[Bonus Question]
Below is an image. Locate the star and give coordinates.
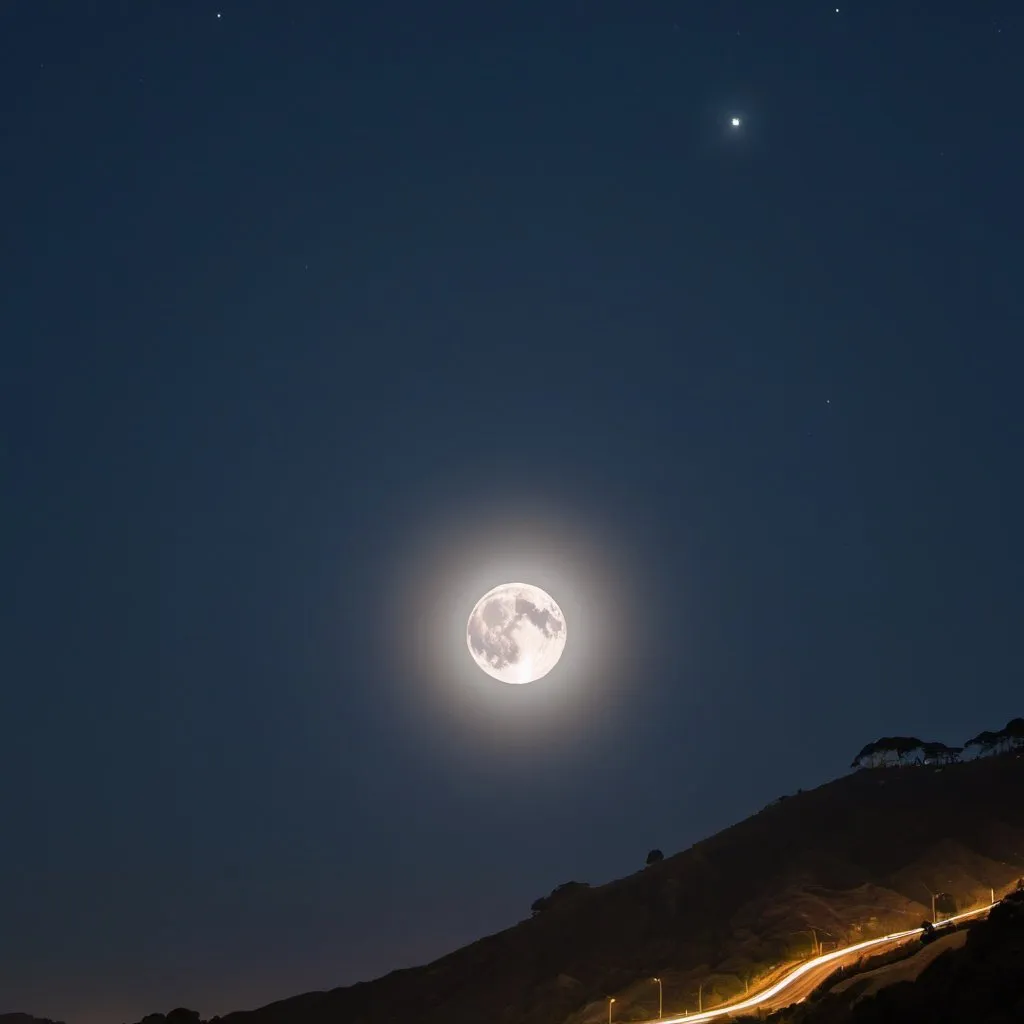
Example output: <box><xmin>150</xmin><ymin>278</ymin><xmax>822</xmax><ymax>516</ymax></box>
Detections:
<box><xmin>730</xmin><ymin>117</ymin><xmax>742</xmax><ymax>128</ymax></box>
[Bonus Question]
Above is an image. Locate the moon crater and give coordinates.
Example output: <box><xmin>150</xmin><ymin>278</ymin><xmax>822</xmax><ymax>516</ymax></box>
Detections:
<box><xmin>467</xmin><ymin>582</ymin><xmax>567</xmax><ymax>684</ymax></box>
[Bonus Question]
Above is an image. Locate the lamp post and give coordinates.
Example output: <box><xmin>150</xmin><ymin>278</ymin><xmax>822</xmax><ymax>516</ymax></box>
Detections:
<box><xmin>608</xmin><ymin>997</ymin><xmax>615</xmax><ymax>1024</ymax></box>
<box><xmin>652</xmin><ymin>977</ymin><xmax>663</xmax><ymax>1019</ymax></box>
<box><xmin>698</xmin><ymin>983</ymin><xmax>703</xmax><ymax>1014</ymax></box>
<box><xmin>921</xmin><ymin>882</ymin><xmax>937</xmax><ymax>923</ymax></box>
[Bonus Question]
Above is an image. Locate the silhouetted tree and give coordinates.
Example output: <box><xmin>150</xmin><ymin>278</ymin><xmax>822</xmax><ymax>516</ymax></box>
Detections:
<box><xmin>132</xmin><ymin>1012</ymin><xmax>200</xmax><ymax>1024</ymax></box>
<box><xmin>1003</xmin><ymin>717</ymin><xmax>1024</xmax><ymax>749</ymax></box>
<box><xmin>530</xmin><ymin>880</ymin><xmax>590</xmax><ymax>916</ymax></box>
<box><xmin>166</xmin><ymin>1012</ymin><xmax>200</xmax><ymax>1024</ymax></box>
<box><xmin>965</xmin><ymin>729</ymin><xmax>1001</xmax><ymax>757</ymax></box>
<box><xmin>851</xmin><ymin>740</ymin><xmax>882</xmax><ymax>769</ymax></box>
<box><xmin>920</xmin><ymin>741</ymin><xmax>962</xmax><ymax>765</ymax></box>
<box><xmin>851</xmin><ymin>736</ymin><xmax>925</xmax><ymax>768</ymax></box>
<box><xmin>893</xmin><ymin>736</ymin><xmax>925</xmax><ymax>763</ymax></box>
<box><xmin>646</xmin><ymin>849</ymin><xmax>664</xmax><ymax>866</ymax></box>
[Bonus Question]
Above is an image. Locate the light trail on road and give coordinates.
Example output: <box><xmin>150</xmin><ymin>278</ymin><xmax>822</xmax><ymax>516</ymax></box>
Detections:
<box><xmin>647</xmin><ymin>901</ymin><xmax>997</xmax><ymax>1023</ymax></box>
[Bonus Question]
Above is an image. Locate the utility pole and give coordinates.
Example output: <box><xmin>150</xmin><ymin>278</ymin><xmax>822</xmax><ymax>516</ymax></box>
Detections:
<box><xmin>698</xmin><ymin>983</ymin><xmax>703</xmax><ymax>1014</ymax></box>
<box><xmin>608</xmin><ymin>997</ymin><xmax>615</xmax><ymax>1024</ymax></box>
<box><xmin>652</xmin><ymin>978</ymin><xmax>663</xmax><ymax>1019</ymax></box>
<box><xmin>922</xmin><ymin>882</ymin><xmax>937</xmax><ymax>924</ymax></box>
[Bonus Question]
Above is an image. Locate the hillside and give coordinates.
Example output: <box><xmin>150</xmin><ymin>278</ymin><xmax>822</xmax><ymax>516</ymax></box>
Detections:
<box><xmin>751</xmin><ymin>884</ymin><xmax>1024</xmax><ymax>1023</ymax></box>
<box><xmin>0</xmin><ymin>1016</ymin><xmax>66</xmax><ymax>1024</ymax></box>
<box><xmin>206</xmin><ymin>753</ymin><xmax>1024</xmax><ymax>1024</ymax></box>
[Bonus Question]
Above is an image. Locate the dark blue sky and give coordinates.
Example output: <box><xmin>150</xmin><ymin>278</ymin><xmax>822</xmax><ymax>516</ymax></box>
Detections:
<box><xmin>3</xmin><ymin>2</ymin><xmax>1022</xmax><ymax>1022</ymax></box>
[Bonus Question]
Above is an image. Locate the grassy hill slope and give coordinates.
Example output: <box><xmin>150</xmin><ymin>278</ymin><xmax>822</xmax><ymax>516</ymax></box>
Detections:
<box><xmin>755</xmin><ymin>885</ymin><xmax>1024</xmax><ymax>1024</ymax></box>
<box><xmin>214</xmin><ymin>753</ymin><xmax>1024</xmax><ymax>1024</ymax></box>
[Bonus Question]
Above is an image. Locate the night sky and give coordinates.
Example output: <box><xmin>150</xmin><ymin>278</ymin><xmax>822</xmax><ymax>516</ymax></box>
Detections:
<box><xmin>3</xmin><ymin>3</ymin><xmax>1022</xmax><ymax>1022</ymax></box>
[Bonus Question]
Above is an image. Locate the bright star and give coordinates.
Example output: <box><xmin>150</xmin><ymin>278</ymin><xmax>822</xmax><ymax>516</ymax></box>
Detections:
<box><xmin>730</xmin><ymin>117</ymin><xmax>741</xmax><ymax>128</ymax></box>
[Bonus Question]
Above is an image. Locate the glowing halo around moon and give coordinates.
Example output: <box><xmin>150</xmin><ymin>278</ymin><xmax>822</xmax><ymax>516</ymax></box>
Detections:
<box><xmin>466</xmin><ymin>582</ymin><xmax>567</xmax><ymax>684</ymax></box>
<box><xmin>376</xmin><ymin>484</ymin><xmax>650</xmax><ymax>754</ymax></box>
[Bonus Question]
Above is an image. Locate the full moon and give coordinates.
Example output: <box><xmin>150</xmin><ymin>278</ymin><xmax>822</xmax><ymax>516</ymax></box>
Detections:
<box><xmin>466</xmin><ymin>582</ymin><xmax>567</xmax><ymax>684</ymax></box>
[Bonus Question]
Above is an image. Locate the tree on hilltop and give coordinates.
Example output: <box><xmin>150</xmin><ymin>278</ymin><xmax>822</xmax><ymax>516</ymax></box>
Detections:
<box><xmin>893</xmin><ymin>736</ymin><xmax>926</xmax><ymax>763</ymax></box>
<box><xmin>851</xmin><ymin>736</ymin><xmax>925</xmax><ymax>768</ymax></box>
<box><xmin>1003</xmin><ymin>717</ymin><xmax>1024</xmax><ymax>748</ymax></box>
<box><xmin>964</xmin><ymin>717</ymin><xmax>1023</xmax><ymax>757</ymax></box>
<box><xmin>166</xmin><ymin>1012</ymin><xmax>200</xmax><ymax>1024</ymax></box>
<box><xmin>853</xmin><ymin>717</ymin><xmax>1019</xmax><ymax>772</ymax></box>
<box><xmin>851</xmin><ymin>740</ymin><xmax>881</xmax><ymax>769</ymax></box>
<box><xmin>920</xmin><ymin>741</ymin><xmax>962</xmax><ymax>765</ymax></box>
<box><xmin>965</xmin><ymin>730</ymin><xmax>1000</xmax><ymax>757</ymax></box>
<box><xmin>646</xmin><ymin>848</ymin><xmax>664</xmax><ymax>866</ymax></box>
<box><xmin>531</xmin><ymin>880</ymin><xmax>590</xmax><ymax>916</ymax></box>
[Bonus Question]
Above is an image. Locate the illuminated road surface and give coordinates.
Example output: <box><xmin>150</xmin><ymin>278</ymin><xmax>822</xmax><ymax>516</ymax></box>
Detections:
<box><xmin>649</xmin><ymin>902</ymin><xmax>997</xmax><ymax>1023</ymax></box>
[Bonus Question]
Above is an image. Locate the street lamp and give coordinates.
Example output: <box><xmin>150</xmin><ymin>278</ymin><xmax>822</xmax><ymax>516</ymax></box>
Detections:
<box><xmin>608</xmin><ymin>997</ymin><xmax>616</xmax><ymax>1024</ymax></box>
<box><xmin>923</xmin><ymin>885</ymin><xmax>937</xmax><ymax>923</ymax></box>
<box><xmin>652</xmin><ymin>977</ymin><xmax>663</xmax><ymax>1019</ymax></box>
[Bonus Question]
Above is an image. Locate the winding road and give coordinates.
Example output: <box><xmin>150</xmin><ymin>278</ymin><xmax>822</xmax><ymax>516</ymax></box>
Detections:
<box><xmin>650</xmin><ymin>901</ymin><xmax>997</xmax><ymax>1023</ymax></box>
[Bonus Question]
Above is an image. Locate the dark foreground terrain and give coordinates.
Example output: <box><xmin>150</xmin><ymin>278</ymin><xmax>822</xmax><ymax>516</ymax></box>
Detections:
<box><xmin>747</xmin><ymin>884</ymin><xmax>1024</xmax><ymax>1024</ymax></box>
<box><xmin>7</xmin><ymin>753</ymin><xmax>1023</xmax><ymax>1024</ymax></box>
<box><xmin>215</xmin><ymin>754</ymin><xmax>1024</xmax><ymax>1024</ymax></box>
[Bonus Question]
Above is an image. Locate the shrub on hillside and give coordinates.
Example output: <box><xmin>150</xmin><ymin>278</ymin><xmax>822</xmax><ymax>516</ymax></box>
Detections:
<box><xmin>530</xmin><ymin>880</ymin><xmax>591</xmax><ymax>916</ymax></box>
